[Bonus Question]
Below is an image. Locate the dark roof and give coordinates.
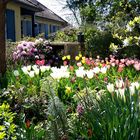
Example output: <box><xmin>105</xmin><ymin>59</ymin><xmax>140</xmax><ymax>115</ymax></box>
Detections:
<box><xmin>35</xmin><ymin>3</ymin><xmax>68</xmax><ymax>25</ymax></box>
<box><xmin>14</xmin><ymin>0</ymin><xmax>43</xmax><ymax>11</ymax></box>
<box><xmin>14</xmin><ymin>0</ymin><xmax>68</xmax><ymax>24</ymax></box>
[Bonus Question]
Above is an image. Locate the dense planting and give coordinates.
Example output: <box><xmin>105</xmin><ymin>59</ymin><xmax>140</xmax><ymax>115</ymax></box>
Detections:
<box><xmin>1</xmin><ymin>41</ymin><xmax>139</xmax><ymax>139</ymax></box>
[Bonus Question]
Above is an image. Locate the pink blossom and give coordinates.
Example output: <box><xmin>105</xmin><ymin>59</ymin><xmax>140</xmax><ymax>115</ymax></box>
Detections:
<box><xmin>77</xmin><ymin>62</ymin><xmax>82</xmax><ymax>67</ymax></box>
<box><xmin>115</xmin><ymin>60</ymin><xmax>119</xmax><ymax>65</ymax></box>
<box><xmin>134</xmin><ymin>63</ymin><xmax>140</xmax><ymax>71</ymax></box>
<box><xmin>120</xmin><ymin>59</ymin><xmax>125</xmax><ymax>63</ymax></box>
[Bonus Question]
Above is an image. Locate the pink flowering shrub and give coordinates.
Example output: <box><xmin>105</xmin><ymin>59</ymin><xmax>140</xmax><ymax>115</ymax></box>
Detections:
<box><xmin>13</xmin><ymin>41</ymin><xmax>36</xmax><ymax>61</ymax></box>
<box><xmin>12</xmin><ymin>39</ymin><xmax>59</xmax><ymax>65</ymax></box>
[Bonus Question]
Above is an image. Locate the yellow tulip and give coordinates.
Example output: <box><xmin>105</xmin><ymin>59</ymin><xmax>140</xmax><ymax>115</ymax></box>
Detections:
<box><xmin>81</xmin><ymin>59</ymin><xmax>85</xmax><ymax>64</ymax></box>
<box><xmin>79</xmin><ymin>53</ymin><xmax>82</xmax><ymax>58</ymax></box>
<box><xmin>75</xmin><ymin>56</ymin><xmax>80</xmax><ymax>61</ymax></box>
<box><xmin>67</xmin><ymin>55</ymin><xmax>71</xmax><ymax>60</ymax></box>
<box><xmin>62</xmin><ymin>56</ymin><xmax>66</xmax><ymax>61</ymax></box>
<box><xmin>82</xmin><ymin>57</ymin><xmax>85</xmax><ymax>60</ymax></box>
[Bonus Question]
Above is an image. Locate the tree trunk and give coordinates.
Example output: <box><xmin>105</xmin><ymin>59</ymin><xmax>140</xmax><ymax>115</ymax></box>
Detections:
<box><xmin>0</xmin><ymin>3</ymin><xmax>7</xmax><ymax>76</ymax></box>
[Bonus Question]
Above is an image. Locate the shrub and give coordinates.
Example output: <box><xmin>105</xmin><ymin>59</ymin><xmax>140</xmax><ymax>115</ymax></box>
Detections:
<box><xmin>0</xmin><ymin>103</ymin><xmax>16</xmax><ymax>140</ymax></box>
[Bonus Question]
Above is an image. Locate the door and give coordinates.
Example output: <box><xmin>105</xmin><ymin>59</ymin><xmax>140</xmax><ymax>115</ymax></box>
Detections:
<box><xmin>6</xmin><ymin>9</ymin><xmax>15</xmax><ymax>41</ymax></box>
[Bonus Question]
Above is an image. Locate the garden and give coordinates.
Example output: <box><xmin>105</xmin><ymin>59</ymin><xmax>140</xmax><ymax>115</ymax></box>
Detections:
<box><xmin>0</xmin><ymin>0</ymin><xmax>140</xmax><ymax>140</ymax></box>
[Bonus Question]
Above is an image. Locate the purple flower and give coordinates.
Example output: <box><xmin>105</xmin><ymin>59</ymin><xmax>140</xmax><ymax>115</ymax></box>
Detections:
<box><xmin>76</xmin><ymin>104</ymin><xmax>84</xmax><ymax>116</ymax></box>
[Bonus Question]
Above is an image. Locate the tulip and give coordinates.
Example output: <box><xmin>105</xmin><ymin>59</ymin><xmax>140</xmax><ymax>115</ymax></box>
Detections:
<box><xmin>28</xmin><ymin>71</ymin><xmax>35</xmax><ymax>78</ymax></box>
<box><xmin>107</xmin><ymin>83</ymin><xmax>114</xmax><ymax>93</ymax></box>
<box><xmin>86</xmin><ymin>70</ymin><xmax>94</xmax><ymax>79</ymax></box>
<box><xmin>13</xmin><ymin>70</ymin><xmax>19</xmax><ymax>77</ymax></box>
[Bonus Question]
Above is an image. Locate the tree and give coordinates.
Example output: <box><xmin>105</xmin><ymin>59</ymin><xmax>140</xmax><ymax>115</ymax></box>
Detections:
<box><xmin>0</xmin><ymin>0</ymin><xmax>11</xmax><ymax>76</ymax></box>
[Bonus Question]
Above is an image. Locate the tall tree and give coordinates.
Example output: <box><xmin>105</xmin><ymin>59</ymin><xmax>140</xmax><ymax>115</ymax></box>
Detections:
<box><xmin>0</xmin><ymin>0</ymin><xmax>11</xmax><ymax>76</ymax></box>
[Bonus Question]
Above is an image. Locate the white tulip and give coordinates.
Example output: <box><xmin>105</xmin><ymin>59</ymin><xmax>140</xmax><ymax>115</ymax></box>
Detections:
<box><xmin>131</xmin><ymin>82</ymin><xmax>139</xmax><ymax>89</ymax></box>
<box><xmin>28</xmin><ymin>71</ymin><xmax>35</xmax><ymax>78</ymax></box>
<box><xmin>34</xmin><ymin>68</ymin><xmax>40</xmax><ymax>75</ymax></box>
<box><xmin>32</xmin><ymin>65</ymin><xmax>38</xmax><ymax>71</ymax></box>
<box><xmin>21</xmin><ymin>66</ymin><xmax>28</xmax><ymax>74</ymax></box>
<box><xmin>13</xmin><ymin>70</ymin><xmax>19</xmax><ymax>77</ymax></box>
<box><xmin>76</xmin><ymin>68</ymin><xmax>86</xmax><ymax>78</ymax></box>
<box><xmin>40</xmin><ymin>66</ymin><xmax>47</xmax><ymax>73</ymax></box>
<box><xmin>107</xmin><ymin>83</ymin><xmax>114</xmax><ymax>93</ymax></box>
<box><xmin>129</xmin><ymin>85</ymin><xmax>135</xmax><ymax>96</ymax></box>
<box><xmin>86</xmin><ymin>70</ymin><xmax>94</xmax><ymax>79</ymax></box>
<box><xmin>100</xmin><ymin>67</ymin><xmax>107</xmax><ymax>74</ymax></box>
<box><xmin>115</xmin><ymin>79</ymin><xmax>124</xmax><ymax>88</ymax></box>
<box><xmin>27</xmin><ymin>65</ymin><xmax>31</xmax><ymax>71</ymax></box>
<box><xmin>93</xmin><ymin>67</ymin><xmax>100</xmax><ymax>74</ymax></box>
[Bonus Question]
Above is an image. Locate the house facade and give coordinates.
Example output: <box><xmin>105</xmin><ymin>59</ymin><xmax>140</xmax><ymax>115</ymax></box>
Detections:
<box><xmin>6</xmin><ymin>0</ymin><xmax>68</xmax><ymax>41</ymax></box>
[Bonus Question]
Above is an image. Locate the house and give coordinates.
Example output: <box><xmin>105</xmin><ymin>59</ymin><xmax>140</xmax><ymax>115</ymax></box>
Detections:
<box><xmin>6</xmin><ymin>0</ymin><xmax>68</xmax><ymax>41</ymax></box>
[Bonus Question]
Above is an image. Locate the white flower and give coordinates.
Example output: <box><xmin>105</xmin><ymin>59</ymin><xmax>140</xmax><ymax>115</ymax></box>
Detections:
<box><xmin>76</xmin><ymin>68</ymin><xmax>86</xmax><ymax>78</ymax></box>
<box><xmin>50</xmin><ymin>66</ymin><xmax>69</xmax><ymax>79</ymax></box>
<box><xmin>50</xmin><ymin>72</ymin><xmax>61</xmax><ymax>79</ymax></box>
<box><xmin>107</xmin><ymin>83</ymin><xmax>114</xmax><ymax>93</ymax></box>
<box><xmin>27</xmin><ymin>65</ymin><xmax>31</xmax><ymax>71</ymax></box>
<box><xmin>131</xmin><ymin>82</ymin><xmax>139</xmax><ymax>89</ymax></box>
<box><xmin>32</xmin><ymin>65</ymin><xmax>38</xmax><ymax>71</ymax></box>
<box><xmin>21</xmin><ymin>66</ymin><xmax>28</xmax><ymax>74</ymax></box>
<box><xmin>115</xmin><ymin>79</ymin><xmax>124</xmax><ymax>88</ymax></box>
<box><xmin>129</xmin><ymin>85</ymin><xmax>135</xmax><ymax>95</ymax></box>
<box><xmin>34</xmin><ymin>68</ymin><xmax>40</xmax><ymax>75</ymax></box>
<box><xmin>40</xmin><ymin>66</ymin><xmax>47</xmax><ymax>73</ymax></box>
<box><xmin>129</xmin><ymin>82</ymin><xmax>140</xmax><ymax>95</ymax></box>
<box><xmin>116</xmin><ymin>88</ymin><xmax>126</xmax><ymax>101</ymax></box>
<box><xmin>40</xmin><ymin>65</ymin><xmax>50</xmax><ymax>73</ymax></box>
<box><xmin>13</xmin><ymin>70</ymin><xmax>19</xmax><ymax>77</ymax></box>
<box><xmin>45</xmin><ymin>65</ymin><xmax>51</xmax><ymax>71</ymax></box>
<box><xmin>28</xmin><ymin>71</ymin><xmax>35</xmax><ymax>78</ymax></box>
<box><xmin>93</xmin><ymin>67</ymin><xmax>100</xmax><ymax>74</ymax></box>
<box><xmin>100</xmin><ymin>67</ymin><xmax>107</xmax><ymax>74</ymax></box>
<box><xmin>123</xmin><ymin>38</ymin><xmax>129</xmax><ymax>46</ymax></box>
<box><xmin>86</xmin><ymin>70</ymin><xmax>94</xmax><ymax>79</ymax></box>
<box><xmin>126</xmin><ymin>24</ymin><xmax>133</xmax><ymax>32</ymax></box>
<box><xmin>35</xmin><ymin>39</ymin><xmax>40</xmax><ymax>45</ymax></box>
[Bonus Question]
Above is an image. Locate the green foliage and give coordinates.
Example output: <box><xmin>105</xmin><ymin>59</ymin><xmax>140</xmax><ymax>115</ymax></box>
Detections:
<box><xmin>84</xmin><ymin>26</ymin><xmax>113</xmax><ymax>58</ymax></box>
<box><xmin>0</xmin><ymin>103</ymin><xmax>16</xmax><ymax>140</ymax></box>
<box><xmin>40</xmin><ymin>77</ymin><xmax>69</xmax><ymax>140</ymax></box>
<box><xmin>69</xmin><ymin>87</ymin><xmax>140</xmax><ymax>139</ymax></box>
<box><xmin>110</xmin><ymin>16</ymin><xmax>140</xmax><ymax>58</ymax></box>
<box><xmin>54</xmin><ymin>27</ymin><xmax>78</xmax><ymax>42</ymax></box>
<box><xmin>16</xmin><ymin>113</ymin><xmax>46</xmax><ymax>140</ymax></box>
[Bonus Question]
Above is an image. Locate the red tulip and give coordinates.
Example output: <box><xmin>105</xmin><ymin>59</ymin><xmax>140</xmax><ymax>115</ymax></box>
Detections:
<box><xmin>36</xmin><ymin>59</ymin><xmax>45</xmax><ymax>65</ymax></box>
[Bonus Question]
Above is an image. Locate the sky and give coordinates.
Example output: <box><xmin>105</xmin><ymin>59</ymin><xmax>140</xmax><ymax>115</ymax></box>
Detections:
<box><xmin>37</xmin><ymin>0</ymin><xmax>79</xmax><ymax>26</ymax></box>
<box><xmin>37</xmin><ymin>0</ymin><xmax>71</xmax><ymax>22</ymax></box>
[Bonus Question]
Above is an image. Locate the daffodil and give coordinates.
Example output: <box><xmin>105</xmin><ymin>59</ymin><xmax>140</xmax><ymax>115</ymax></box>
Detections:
<box><xmin>65</xmin><ymin>86</ymin><xmax>72</xmax><ymax>94</ymax></box>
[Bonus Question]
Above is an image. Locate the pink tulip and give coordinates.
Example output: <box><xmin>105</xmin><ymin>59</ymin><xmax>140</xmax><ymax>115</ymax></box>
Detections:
<box><xmin>77</xmin><ymin>62</ymin><xmax>82</xmax><ymax>67</ymax></box>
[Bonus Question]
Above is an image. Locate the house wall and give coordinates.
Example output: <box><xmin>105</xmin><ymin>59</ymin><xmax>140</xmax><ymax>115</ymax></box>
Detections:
<box><xmin>21</xmin><ymin>16</ymin><xmax>63</xmax><ymax>38</ymax></box>
<box><xmin>7</xmin><ymin>2</ymin><xmax>21</xmax><ymax>41</ymax></box>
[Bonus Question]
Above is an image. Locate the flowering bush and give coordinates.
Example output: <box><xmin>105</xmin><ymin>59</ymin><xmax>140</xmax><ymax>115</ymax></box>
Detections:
<box><xmin>12</xmin><ymin>38</ymin><xmax>62</xmax><ymax>66</ymax></box>
<box><xmin>110</xmin><ymin>16</ymin><xmax>140</xmax><ymax>58</ymax></box>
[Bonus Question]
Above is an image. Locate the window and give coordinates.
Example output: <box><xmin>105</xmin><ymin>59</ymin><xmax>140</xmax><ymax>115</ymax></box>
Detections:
<box><xmin>45</xmin><ymin>24</ymin><xmax>49</xmax><ymax>39</ymax></box>
<box><xmin>50</xmin><ymin>25</ymin><xmax>58</xmax><ymax>33</ymax></box>
<box><xmin>21</xmin><ymin>20</ymin><xmax>32</xmax><ymax>37</ymax></box>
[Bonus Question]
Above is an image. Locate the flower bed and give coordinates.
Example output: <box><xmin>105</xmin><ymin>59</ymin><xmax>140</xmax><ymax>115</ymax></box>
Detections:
<box><xmin>1</xmin><ymin>50</ymin><xmax>139</xmax><ymax>139</ymax></box>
